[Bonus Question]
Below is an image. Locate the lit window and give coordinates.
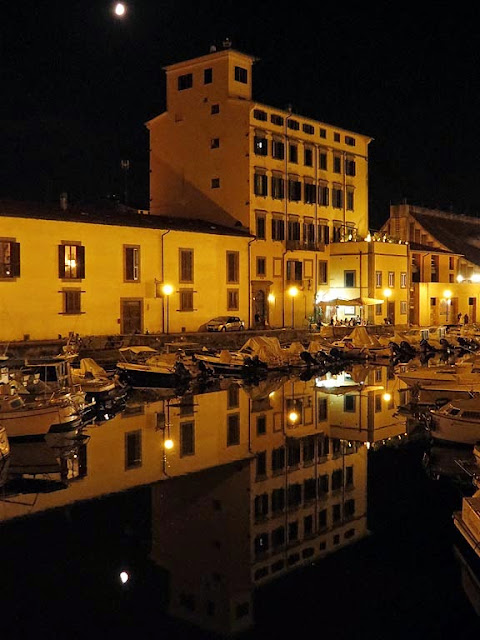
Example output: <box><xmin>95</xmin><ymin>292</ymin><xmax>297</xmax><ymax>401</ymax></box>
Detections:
<box><xmin>254</xmin><ymin>135</ymin><xmax>268</xmax><ymax>155</ymax></box>
<box><xmin>0</xmin><ymin>240</ymin><xmax>20</xmax><ymax>278</ymax></box>
<box><xmin>59</xmin><ymin>244</ymin><xmax>85</xmax><ymax>279</ymax></box>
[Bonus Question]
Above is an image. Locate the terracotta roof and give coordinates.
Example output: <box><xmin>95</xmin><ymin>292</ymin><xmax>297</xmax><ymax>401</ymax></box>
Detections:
<box><xmin>408</xmin><ymin>242</ymin><xmax>460</xmax><ymax>255</ymax></box>
<box><xmin>0</xmin><ymin>200</ymin><xmax>252</xmax><ymax>238</ymax></box>
<box><xmin>410</xmin><ymin>208</ymin><xmax>480</xmax><ymax>266</ymax></box>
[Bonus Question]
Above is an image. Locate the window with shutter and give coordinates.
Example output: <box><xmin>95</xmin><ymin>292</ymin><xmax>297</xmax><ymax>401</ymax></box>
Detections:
<box><xmin>226</xmin><ymin>252</ymin><xmax>239</xmax><ymax>283</ymax></box>
<box><xmin>59</xmin><ymin>244</ymin><xmax>85</xmax><ymax>279</ymax></box>
<box><xmin>179</xmin><ymin>249</ymin><xmax>194</xmax><ymax>283</ymax></box>
<box><xmin>124</xmin><ymin>246</ymin><xmax>140</xmax><ymax>281</ymax></box>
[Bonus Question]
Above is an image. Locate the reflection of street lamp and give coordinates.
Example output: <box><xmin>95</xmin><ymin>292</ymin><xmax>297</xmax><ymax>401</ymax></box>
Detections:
<box><xmin>288</xmin><ymin>286</ymin><xmax>298</xmax><ymax>328</ymax></box>
<box><xmin>288</xmin><ymin>410</ymin><xmax>299</xmax><ymax>424</ymax></box>
<box><xmin>162</xmin><ymin>284</ymin><xmax>174</xmax><ymax>334</ymax></box>
<box><xmin>444</xmin><ymin>289</ymin><xmax>452</xmax><ymax>323</ymax></box>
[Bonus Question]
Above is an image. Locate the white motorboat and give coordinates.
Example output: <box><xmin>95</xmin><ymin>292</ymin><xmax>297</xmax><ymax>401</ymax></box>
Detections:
<box><xmin>429</xmin><ymin>398</ymin><xmax>480</xmax><ymax>444</ymax></box>
<box><xmin>0</xmin><ymin>382</ymin><xmax>81</xmax><ymax>439</ymax></box>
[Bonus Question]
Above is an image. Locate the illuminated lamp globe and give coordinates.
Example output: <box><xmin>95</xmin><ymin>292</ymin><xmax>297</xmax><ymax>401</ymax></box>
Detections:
<box><xmin>383</xmin><ymin>288</ymin><xmax>392</xmax><ymax>299</ymax></box>
<box><xmin>288</xmin><ymin>286</ymin><xmax>299</xmax><ymax>298</ymax></box>
<box><xmin>164</xmin><ymin>438</ymin><xmax>174</xmax><ymax>450</ymax></box>
<box><xmin>114</xmin><ymin>3</ymin><xmax>126</xmax><ymax>16</ymax></box>
<box><xmin>288</xmin><ymin>411</ymin><xmax>299</xmax><ymax>423</ymax></box>
<box><xmin>162</xmin><ymin>284</ymin><xmax>174</xmax><ymax>296</ymax></box>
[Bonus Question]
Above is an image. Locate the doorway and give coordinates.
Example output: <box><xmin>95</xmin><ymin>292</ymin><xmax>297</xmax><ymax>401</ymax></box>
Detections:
<box><xmin>121</xmin><ymin>299</ymin><xmax>143</xmax><ymax>334</ymax></box>
<box><xmin>387</xmin><ymin>301</ymin><xmax>395</xmax><ymax>325</ymax></box>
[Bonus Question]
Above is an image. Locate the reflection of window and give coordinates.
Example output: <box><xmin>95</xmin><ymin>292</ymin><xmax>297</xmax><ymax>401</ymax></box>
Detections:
<box><xmin>256</xmin><ymin>415</ymin><xmax>267</xmax><ymax>435</ymax></box>
<box><xmin>318</xmin><ymin>398</ymin><xmax>328</xmax><ymax>421</ymax></box>
<box><xmin>0</xmin><ymin>240</ymin><xmax>20</xmax><ymax>278</ymax></box>
<box><xmin>59</xmin><ymin>244</ymin><xmax>85</xmax><ymax>279</ymax></box>
<box><xmin>375</xmin><ymin>271</ymin><xmax>382</xmax><ymax>288</ymax></box>
<box><xmin>180</xmin><ymin>421</ymin><xmax>195</xmax><ymax>457</ymax></box>
<box><xmin>227</xmin><ymin>413</ymin><xmax>240</xmax><ymax>446</ymax></box>
<box><xmin>388</xmin><ymin>271</ymin><xmax>395</xmax><ymax>287</ymax></box>
<box><xmin>227</xmin><ymin>384</ymin><xmax>239</xmax><ymax>409</ymax></box>
<box><xmin>344</xmin><ymin>394</ymin><xmax>356</xmax><ymax>412</ymax></box>
<box><xmin>124</xmin><ymin>246</ymin><xmax>140</xmax><ymax>281</ymax></box>
<box><xmin>125</xmin><ymin>430</ymin><xmax>142</xmax><ymax>469</ymax></box>
<box><xmin>286</xmin><ymin>260</ymin><xmax>302</xmax><ymax>282</ymax></box>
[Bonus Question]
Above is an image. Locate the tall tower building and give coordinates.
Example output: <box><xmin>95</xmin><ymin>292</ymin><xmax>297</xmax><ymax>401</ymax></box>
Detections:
<box><xmin>147</xmin><ymin>44</ymin><xmax>372</xmax><ymax>328</ymax></box>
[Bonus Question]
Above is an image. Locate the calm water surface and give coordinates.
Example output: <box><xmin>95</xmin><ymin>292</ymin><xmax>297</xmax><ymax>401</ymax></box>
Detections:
<box><xmin>1</xmin><ymin>362</ymin><xmax>479</xmax><ymax>638</ymax></box>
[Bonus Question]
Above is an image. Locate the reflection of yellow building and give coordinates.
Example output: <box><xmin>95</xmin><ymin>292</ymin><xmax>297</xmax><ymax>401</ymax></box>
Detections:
<box><xmin>0</xmin><ymin>375</ymin><xmax>376</xmax><ymax>636</ymax></box>
<box><xmin>381</xmin><ymin>203</ymin><xmax>480</xmax><ymax>325</ymax></box>
<box><xmin>0</xmin><ymin>203</ymin><xmax>250</xmax><ymax>340</ymax></box>
<box><xmin>147</xmin><ymin>44</ymin><xmax>381</xmax><ymax>328</ymax></box>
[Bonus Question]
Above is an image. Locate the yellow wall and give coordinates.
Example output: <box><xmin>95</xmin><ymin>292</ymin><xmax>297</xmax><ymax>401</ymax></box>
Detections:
<box><xmin>148</xmin><ymin>47</ymin><xmax>374</xmax><ymax>329</ymax></box>
<box><xmin>0</xmin><ymin>214</ymin><xmax>249</xmax><ymax>341</ymax></box>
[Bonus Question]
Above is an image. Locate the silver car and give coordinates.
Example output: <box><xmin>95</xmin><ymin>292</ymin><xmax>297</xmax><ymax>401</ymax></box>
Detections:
<box><xmin>206</xmin><ymin>316</ymin><xmax>245</xmax><ymax>332</ymax></box>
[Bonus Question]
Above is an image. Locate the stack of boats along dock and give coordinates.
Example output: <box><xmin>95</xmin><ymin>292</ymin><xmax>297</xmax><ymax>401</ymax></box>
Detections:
<box><xmin>0</xmin><ymin>346</ymin><xmax>128</xmax><ymax>443</ymax></box>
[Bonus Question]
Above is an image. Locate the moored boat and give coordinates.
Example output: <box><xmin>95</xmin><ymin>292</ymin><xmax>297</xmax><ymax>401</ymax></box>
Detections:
<box><xmin>0</xmin><ymin>424</ymin><xmax>10</xmax><ymax>458</ymax></box>
<box><xmin>429</xmin><ymin>398</ymin><xmax>480</xmax><ymax>444</ymax></box>
<box><xmin>116</xmin><ymin>346</ymin><xmax>192</xmax><ymax>388</ymax></box>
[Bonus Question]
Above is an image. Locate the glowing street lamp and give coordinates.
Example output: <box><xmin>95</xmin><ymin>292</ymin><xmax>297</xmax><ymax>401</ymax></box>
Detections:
<box><xmin>288</xmin><ymin>286</ymin><xmax>298</xmax><ymax>329</ymax></box>
<box><xmin>383</xmin><ymin>288</ymin><xmax>392</xmax><ymax>299</ymax></box>
<box><xmin>162</xmin><ymin>284</ymin><xmax>174</xmax><ymax>334</ymax></box>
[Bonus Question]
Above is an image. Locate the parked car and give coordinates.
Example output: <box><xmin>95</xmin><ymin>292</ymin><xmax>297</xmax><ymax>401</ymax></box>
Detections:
<box><xmin>206</xmin><ymin>316</ymin><xmax>245</xmax><ymax>332</ymax></box>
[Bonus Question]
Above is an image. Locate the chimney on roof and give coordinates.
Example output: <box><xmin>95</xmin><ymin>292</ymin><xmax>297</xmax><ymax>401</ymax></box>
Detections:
<box><xmin>209</xmin><ymin>44</ymin><xmax>217</xmax><ymax>52</ymax></box>
<box><xmin>222</xmin><ymin>37</ymin><xmax>232</xmax><ymax>49</ymax></box>
<box><xmin>60</xmin><ymin>192</ymin><xmax>68</xmax><ymax>211</ymax></box>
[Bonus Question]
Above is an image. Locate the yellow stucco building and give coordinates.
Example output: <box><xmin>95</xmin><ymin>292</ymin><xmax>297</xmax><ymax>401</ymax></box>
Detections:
<box><xmin>147</xmin><ymin>44</ymin><xmax>399</xmax><ymax>329</ymax></box>
<box><xmin>381</xmin><ymin>203</ymin><xmax>480</xmax><ymax>326</ymax></box>
<box><xmin>0</xmin><ymin>201</ymin><xmax>250</xmax><ymax>341</ymax></box>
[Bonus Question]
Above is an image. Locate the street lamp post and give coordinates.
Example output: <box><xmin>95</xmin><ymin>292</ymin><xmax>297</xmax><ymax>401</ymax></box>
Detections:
<box><xmin>162</xmin><ymin>284</ymin><xmax>173</xmax><ymax>334</ymax></box>
<box><xmin>288</xmin><ymin>286</ymin><xmax>298</xmax><ymax>329</ymax></box>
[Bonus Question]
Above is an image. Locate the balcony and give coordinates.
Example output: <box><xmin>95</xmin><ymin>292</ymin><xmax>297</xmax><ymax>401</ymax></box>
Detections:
<box><xmin>286</xmin><ymin>240</ymin><xmax>325</xmax><ymax>252</ymax></box>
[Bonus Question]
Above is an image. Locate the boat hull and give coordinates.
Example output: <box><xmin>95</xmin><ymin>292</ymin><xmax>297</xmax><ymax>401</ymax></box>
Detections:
<box><xmin>116</xmin><ymin>363</ymin><xmax>190</xmax><ymax>388</ymax></box>
<box><xmin>430</xmin><ymin>414</ymin><xmax>480</xmax><ymax>445</ymax></box>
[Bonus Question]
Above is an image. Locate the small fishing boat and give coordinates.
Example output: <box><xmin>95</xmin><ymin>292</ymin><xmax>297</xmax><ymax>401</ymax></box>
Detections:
<box><xmin>0</xmin><ymin>382</ymin><xmax>81</xmax><ymax>439</ymax></box>
<box><xmin>116</xmin><ymin>346</ymin><xmax>192</xmax><ymax>388</ymax></box>
<box><xmin>429</xmin><ymin>397</ymin><xmax>480</xmax><ymax>444</ymax></box>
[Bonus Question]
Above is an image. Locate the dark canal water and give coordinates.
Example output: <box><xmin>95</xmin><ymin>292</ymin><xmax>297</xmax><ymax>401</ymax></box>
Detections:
<box><xmin>1</xmin><ymin>364</ymin><xmax>479</xmax><ymax>638</ymax></box>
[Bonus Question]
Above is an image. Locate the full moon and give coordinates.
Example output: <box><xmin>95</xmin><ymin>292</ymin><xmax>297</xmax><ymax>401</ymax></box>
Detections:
<box><xmin>114</xmin><ymin>3</ymin><xmax>126</xmax><ymax>16</ymax></box>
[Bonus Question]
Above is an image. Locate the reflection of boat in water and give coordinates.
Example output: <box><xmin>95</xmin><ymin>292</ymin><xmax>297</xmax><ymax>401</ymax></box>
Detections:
<box><xmin>0</xmin><ymin>429</ymin><xmax>88</xmax><ymax>498</ymax></box>
<box><xmin>453</xmin><ymin>487</ymin><xmax>480</xmax><ymax>597</ymax></box>
<box><xmin>429</xmin><ymin>398</ymin><xmax>480</xmax><ymax>445</ymax></box>
<box><xmin>330</xmin><ymin>327</ymin><xmax>392</xmax><ymax>360</ymax></box>
<box><xmin>396</xmin><ymin>357</ymin><xmax>480</xmax><ymax>387</ymax></box>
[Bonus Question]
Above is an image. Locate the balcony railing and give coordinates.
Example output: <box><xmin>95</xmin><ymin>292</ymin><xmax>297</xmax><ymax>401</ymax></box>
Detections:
<box><xmin>286</xmin><ymin>240</ymin><xmax>325</xmax><ymax>252</ymax></box>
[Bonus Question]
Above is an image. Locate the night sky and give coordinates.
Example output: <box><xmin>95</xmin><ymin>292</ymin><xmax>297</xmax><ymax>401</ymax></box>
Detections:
<box><xmin>3</xmin><ymin>2</ymin><xmax>480</xmax><ymax>228</ymax></box>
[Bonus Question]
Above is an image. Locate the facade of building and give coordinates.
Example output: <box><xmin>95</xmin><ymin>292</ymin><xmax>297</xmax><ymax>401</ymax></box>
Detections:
<box><xmin>0</xmin><ymin>201</ymin><xmax>250</xmax><ymax>341</ymax></box>
<box><xmin>381</xmin><ymin>203</ymin><xmax>480</xmax><ymax>325</ymax></box>
<box><xmin>147</xmin><ymin>45</ymin><xmax>409</xmax><ymax>328</ymax></box>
